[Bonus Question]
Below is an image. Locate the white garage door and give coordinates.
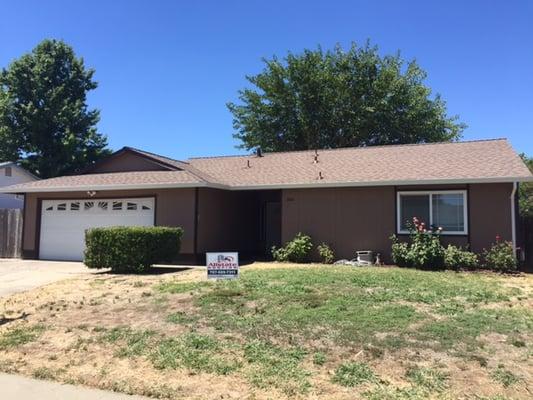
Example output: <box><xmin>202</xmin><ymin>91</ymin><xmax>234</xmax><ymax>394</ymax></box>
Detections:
<box><xmin>39</xmin><ymin>198</ymin><xmax>155</xmax><ymax>261</ymax></box>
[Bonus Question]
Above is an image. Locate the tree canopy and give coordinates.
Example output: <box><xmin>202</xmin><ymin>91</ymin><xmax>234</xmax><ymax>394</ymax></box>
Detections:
<box><xmin>0</xmin><ymin>39</ymin><xmax>110</xmax><ymax>178</ymax></box>
<box><xmin>228</xmin><ymin>43</ymin><xmax>466</xmax><ymax>152</ymax></box>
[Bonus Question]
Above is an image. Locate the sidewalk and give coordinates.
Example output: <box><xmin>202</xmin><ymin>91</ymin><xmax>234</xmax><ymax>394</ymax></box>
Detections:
<box><xmin>0</xmin><ymin>373</ymin><xmax>149</xmax><ymax>400</ymax></box>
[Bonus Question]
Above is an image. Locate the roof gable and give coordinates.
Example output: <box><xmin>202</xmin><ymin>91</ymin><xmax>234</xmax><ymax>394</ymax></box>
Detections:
<box><xmin>0</xmin><ymin>162</ymin><xmax>39</xmax><ymax>181</ymax></box>
<box><xmin>83</xmin><ymin>147</ymin><xmax>185</xmax><ymax>174</ymax></box>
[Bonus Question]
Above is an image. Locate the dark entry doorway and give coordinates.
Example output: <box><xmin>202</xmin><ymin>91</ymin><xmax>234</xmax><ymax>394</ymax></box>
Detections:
<box><xmin>263</xmin><ymin>201</ymin><xmax>281</xmax><ymax>254</ymax></box>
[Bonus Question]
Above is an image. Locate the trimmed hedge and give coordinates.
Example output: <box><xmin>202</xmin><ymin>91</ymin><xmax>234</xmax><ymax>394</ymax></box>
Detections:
<box><xmin>84</xmin><ymin>226</ymin><xmax>183</xmax><ymax>273</ymax></box>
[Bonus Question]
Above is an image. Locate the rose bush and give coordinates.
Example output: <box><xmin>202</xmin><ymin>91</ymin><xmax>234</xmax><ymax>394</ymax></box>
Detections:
<box><xmin>391</xmin><ymin>217</ymin><xmax>445</xmax><ymax>270</ymax></box>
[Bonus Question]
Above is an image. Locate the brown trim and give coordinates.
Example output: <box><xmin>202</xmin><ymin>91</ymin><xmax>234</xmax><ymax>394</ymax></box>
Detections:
<box><xmin>193</xmin><ymin>187</ymin><xmax>199</xmax><ymax>255</ymax></box>
<box><xmin>21</xmin><ymin>194</ymin><xmax>27</xmax><ymax>256</ymax></box>
<box><xmin>466</xmin><ymin>184</ymin><xmax>472</xmax><ymax>248</ymax></box>
<box><xmin>35</xmin><ymin>198</ymin><xmax>43</xmax><ymax>259</ymax></box>
<box><xmin>35</xmin><ymin>194</ymin><xmax>158</xmax><ymax>201</ymax></box>
<box><xmin>394</xmin><ymin>187</ymin><xmax>470</xmax><ymax>237</ymax></box>
<box><xmin>153</xmin><ymin>194</ymin><xmax>158</xmax><ymax>225</ymax></box>
<box><xmin>393</xmin><ymin>185</ymin><xmax>397</xmax><ymax>235</ymax></box>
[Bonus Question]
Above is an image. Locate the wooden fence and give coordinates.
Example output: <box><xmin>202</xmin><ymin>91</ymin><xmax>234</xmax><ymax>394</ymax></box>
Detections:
<box><xmin>0</xmin><ymin>209</ymin><xmax>23</xmax><ymax>258</ymax></box>
<box><xmin>520</xmin><ymin>216</ymin><xmax>533</xmax><ymax>272</ymax></box>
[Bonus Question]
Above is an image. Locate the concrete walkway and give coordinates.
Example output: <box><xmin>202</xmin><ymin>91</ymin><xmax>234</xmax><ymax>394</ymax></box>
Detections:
<box><xmin>0</xmin><ymin>373</ymin><xmax>149</xmax><ymax>399</ymax></box>
<box><xmin>0</xmin><ymin>259</ymin><xmax>96</xmax><ymax>298</ymax></box>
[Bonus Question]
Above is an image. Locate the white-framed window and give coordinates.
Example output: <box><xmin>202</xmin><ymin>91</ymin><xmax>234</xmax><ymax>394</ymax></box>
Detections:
<box><xmin>397</xmin><ymin>190</ymin><xmax>468</xmax><ymax>235</ymax></box>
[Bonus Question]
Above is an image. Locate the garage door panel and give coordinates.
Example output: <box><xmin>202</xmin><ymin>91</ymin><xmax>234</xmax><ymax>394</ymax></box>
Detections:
<box><xmin>39</xmin><ymin>198</ymin><xmax>155</xmax><ymax>261</ymax></box>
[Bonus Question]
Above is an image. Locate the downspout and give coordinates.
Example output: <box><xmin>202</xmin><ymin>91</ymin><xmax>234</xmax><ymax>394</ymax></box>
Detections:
<box><xmin>511</xmin><ymin>182</ymin><xmax>517</xmax><ymax>258</ymax></box>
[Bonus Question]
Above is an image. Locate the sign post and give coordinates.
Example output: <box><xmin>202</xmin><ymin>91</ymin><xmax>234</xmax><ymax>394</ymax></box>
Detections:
<box><xmin>206</xmin><ymin>252</ymin><xmax>239</xmax><ymax>279</ymax></box>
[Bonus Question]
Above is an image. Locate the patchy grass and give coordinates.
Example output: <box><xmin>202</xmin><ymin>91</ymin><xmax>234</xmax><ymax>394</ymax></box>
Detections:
<box><xmin>165</xmin><ymin>311</ymin><xmax>196</xmax><ymax>324</ymax></box>
<box><xmin>151</xmin><ymin>333</ymin><xmax>241</xmax><ymax>375</ymax></box>
<box><xmin>0</xmin><ymin>263</ymin><xmax>531</xmax><ymax>399</ymax></box>
<box><xmin>243</xmin><ymin>340</ymin><xmax>310</xmax><ymax>395</ymax></box>
<box><xmin>32</xmin><ymin>366</ymin><xmax>65</xmax><ymax>380</ymax></box>
<box><xmin>312</xmin><ymin>351</ymin><xmax>326</xmax><ymax>366</ymax></box>
<box><xmin>100</xmin><ymin>327</ymin><xmax>157</xmax><ymax>357</ymax></box>
<box><xmin>0</xmin><ymin>325</ymin><xmax>44</xmax><ymax>350</ymax></box>
<box><xmin>491</xmin><ymin>365</ymin><xmax>522</xmax><ymax>388</ymax></box>
<box><xmin>405</xmin><ymin>366</ymin><xmax>448</xmax><ymax>393</ymax></box>
<box><xmin>332</xmin><ymin>362</ymin><xmax>376</xmax><ymax>387</ymax></box>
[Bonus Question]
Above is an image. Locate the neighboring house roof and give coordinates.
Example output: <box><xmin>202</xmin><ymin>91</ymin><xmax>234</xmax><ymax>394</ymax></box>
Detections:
<box><xmin>2</xmin><ymin>139</ymin><xmax>532</xmax><ymax>193</ymax></box>
<box><xmin>0</xmin><ymin>162</ymin><xmax>40</xmax><ymax>181</ymax></box>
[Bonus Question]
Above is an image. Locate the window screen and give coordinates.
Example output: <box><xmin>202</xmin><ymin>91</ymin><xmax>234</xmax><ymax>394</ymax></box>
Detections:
<box><xmin>399</xmin><ymin>194</ymin><xmax>430</xmax><ymax>231</ymax></box>
<box><xmin>432</xmin><ymin>193</ymin><xmax>465</xmax><ymax>232</ymax></box>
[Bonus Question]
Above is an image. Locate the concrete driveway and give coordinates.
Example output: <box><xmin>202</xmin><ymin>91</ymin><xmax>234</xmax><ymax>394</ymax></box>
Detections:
<box><xmin>0</xmin><ymin>259</ymin><xmax>94</xmax><ymax>298</ymax></box>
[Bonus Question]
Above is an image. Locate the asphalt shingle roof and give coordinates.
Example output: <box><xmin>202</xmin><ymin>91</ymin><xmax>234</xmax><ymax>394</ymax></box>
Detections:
<box><xmin>2</xmin><ymin>170</ymin><xmax>203</xmax><ymax>192</ymax></box>
<box><xmin>2</xmin><ymin>139</ymin><xmax>532</xmax><ymax>193</ymax></box>
<box><xmin>187</xmin><ymin>139</ymin><xmax>532</xmax><ymax>187</ymax></box>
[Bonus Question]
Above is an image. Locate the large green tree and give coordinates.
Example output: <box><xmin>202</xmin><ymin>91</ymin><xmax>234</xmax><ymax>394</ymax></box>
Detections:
<box><xmin>228</xmin><ymin>43</ymin><xmax>465</xmax><ymax>151</ymax></box>
<box><xmin>519</xmin><ymin>154</ymin><xmax>533</xmax><ymax>217</ymax></box>
<box><xmin>0</xmin><ymin>39</ymin><xmax>110</xmax><ymax>178</ymax></box>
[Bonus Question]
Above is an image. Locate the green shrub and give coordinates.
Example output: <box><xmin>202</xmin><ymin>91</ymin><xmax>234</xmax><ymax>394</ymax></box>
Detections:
<box><xmin>483</xmin><ymin>238</ymin><xmax>517</xmax><ymax>273</ymax></box>
<box><xmin>391</xmin><ymin>239</ymin><xmax>410</xmax><ymax>267</ymax></box>
<box><xmin>272</xmin><ymin>233</ymin><xmax>313</xmax><ymax>263</ymax></box>
<box><xmin>390</xmin><ymin>218</ymin><xmax>444</xmax><ymax>270</ymax></box>
<box><xmin>444</xmin><ymin>245</ymin><xmax>479</xmax><ymax>270</ymax></box>
<box><xmin>317</xmin><ymin>243</ymin><xmax>335</xmax><ymax>264</ymax></box>
<box><xmin>84</xmin><ymin>226</ymin><xmax>183</xmax><ymax>273</ymax></box>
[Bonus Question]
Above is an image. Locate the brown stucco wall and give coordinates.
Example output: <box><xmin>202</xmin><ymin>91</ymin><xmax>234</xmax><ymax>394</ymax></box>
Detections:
<box><xmin>21</xmin><ymin>183</ymin><xmax>514</xmax><ymax>263</ymax></box>
<box><xmin>88</xmin><ymin>152</ymin><xmax>170</xmax><ymax>173</ymax></box>
<box><xmin>282</xmin><ymin>186</ymin><xmax>396</xmax><ymax>261</ymax></box>
<box><xmin>22</xmin><ymin>188</ymin><xmax>196</xmax><ymax>258</ymax></box>
<box><xmin>281</xmin><ymin>183</ymin><xmax>514</xmax><ymax>262</ymax></box>
<box><xmin>469</xmin><ymin>183</ymin><xmax>513</xmax><ymax>253</ymax></box>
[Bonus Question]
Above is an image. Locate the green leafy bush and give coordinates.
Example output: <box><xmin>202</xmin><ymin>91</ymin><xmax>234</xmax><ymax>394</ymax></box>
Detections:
<box><xmin>483</xmin><ymin>237</ymin><xmax>517</xmax><ymax>273</ymax></box>
<box><xmin>84</xmin><ymin>226</ymin><xmax>183</xmax><ymax>273</ymax></box>
<box><xmin>272</xmin><ymin>233</ymin><xmax>313</xmax><ymax>263</ymax></box>
<box><xmin>317</xmin><ymin>243</ymin><xmax>335</xmax><ymax>264</ymax></box>
<box><xmin>444</xmin><ymin>245</ymin><xmax>479</xmax><ymax>270</ymax></box>
<box><xmin>391</xmin><ymin>218</ymin><xmax>444</xmax><ymax>270</ymax></box>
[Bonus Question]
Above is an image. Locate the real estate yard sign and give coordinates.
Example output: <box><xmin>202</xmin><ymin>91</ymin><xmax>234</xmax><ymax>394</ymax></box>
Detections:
<box><xmin>206</xmin><ymin>252</ymin><xmax>239</xmax><ymax>279</ymax></box>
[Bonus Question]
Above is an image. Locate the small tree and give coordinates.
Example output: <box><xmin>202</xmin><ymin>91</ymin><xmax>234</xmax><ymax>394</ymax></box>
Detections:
<box><xmin>0</xmin><ymin>39</ymin><xmax>110</xmax><ymax>178</ymax></box>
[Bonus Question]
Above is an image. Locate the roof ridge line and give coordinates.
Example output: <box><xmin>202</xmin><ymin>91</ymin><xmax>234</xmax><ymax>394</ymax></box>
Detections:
<box><xmin>187</xmin><ymin>138</ymin><xmax>509</xmax><ymax>160</ymax></box>
<box><xmin>123</xmin><ymin>146</ymin><xmax>190</xmax><ymax>165</ymax></box>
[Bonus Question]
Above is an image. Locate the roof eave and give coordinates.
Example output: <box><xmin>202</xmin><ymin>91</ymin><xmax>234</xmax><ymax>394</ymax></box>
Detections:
<box><xmin>0</xmin><ymin>181</ymin><xmax>217</xmax><ymax>194</ymax></box>
<box><xmin>226</xmin><ymin>176</ymin><xmax>533</xmax><ymax>191</ymax></box>
<box><xmin>2</xmin><ymin>176</ymin><xmax>532</xmax><ymax>194</ymax></box>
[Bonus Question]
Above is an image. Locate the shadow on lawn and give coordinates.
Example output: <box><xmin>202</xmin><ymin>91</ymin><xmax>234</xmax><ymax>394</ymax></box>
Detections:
<box><xmin>91</xmin><ymin>258</ymin><xmax>258</xmax><ymax>276</ymax></box>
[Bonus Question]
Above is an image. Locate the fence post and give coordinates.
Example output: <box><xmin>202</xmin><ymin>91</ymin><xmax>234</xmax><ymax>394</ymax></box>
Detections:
<box><xmin>0</xmin><ymin>209</ymin><xmax>23</xmax><ymax>258</ymax></box>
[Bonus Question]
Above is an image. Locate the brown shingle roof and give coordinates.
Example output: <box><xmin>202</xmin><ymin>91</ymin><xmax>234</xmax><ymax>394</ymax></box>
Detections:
<box><xmin>2</xmin><ymin>139</ymin><xmax>532</xmax><ymax>193</ymax></box>
<box><xmin>188</xmin><ymin>139</ymin><xmax>533</xmax><ymax>188</ymax></box>
<box><xmin>2</xmin><ymin>170</ymin><xmax>204</xmax><ymax>192</ymax></box>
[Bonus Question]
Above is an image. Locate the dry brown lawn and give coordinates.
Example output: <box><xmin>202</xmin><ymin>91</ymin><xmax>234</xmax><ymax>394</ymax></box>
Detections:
<box><xmin>0</xmin><ymin>263</ymin><xmax>532</xmax><ymax>399</ymax></box>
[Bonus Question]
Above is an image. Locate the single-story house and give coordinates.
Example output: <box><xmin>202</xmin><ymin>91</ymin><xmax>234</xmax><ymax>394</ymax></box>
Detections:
<box><xmin>1</xmin><ymin>138</ymin><xmax>532</xmax><ymax>263</ymax></box>
<box><xmin>0</xmin><ymin>162</ymin><xmax>38</xmax><ymax>209</ymax></box>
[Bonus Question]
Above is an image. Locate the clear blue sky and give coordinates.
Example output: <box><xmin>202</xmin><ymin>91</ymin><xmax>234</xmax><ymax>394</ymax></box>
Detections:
<box><xmin>1</xmin><ymin>1</ymin><xmax>532</xmax><ymax>159</ymax></box>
